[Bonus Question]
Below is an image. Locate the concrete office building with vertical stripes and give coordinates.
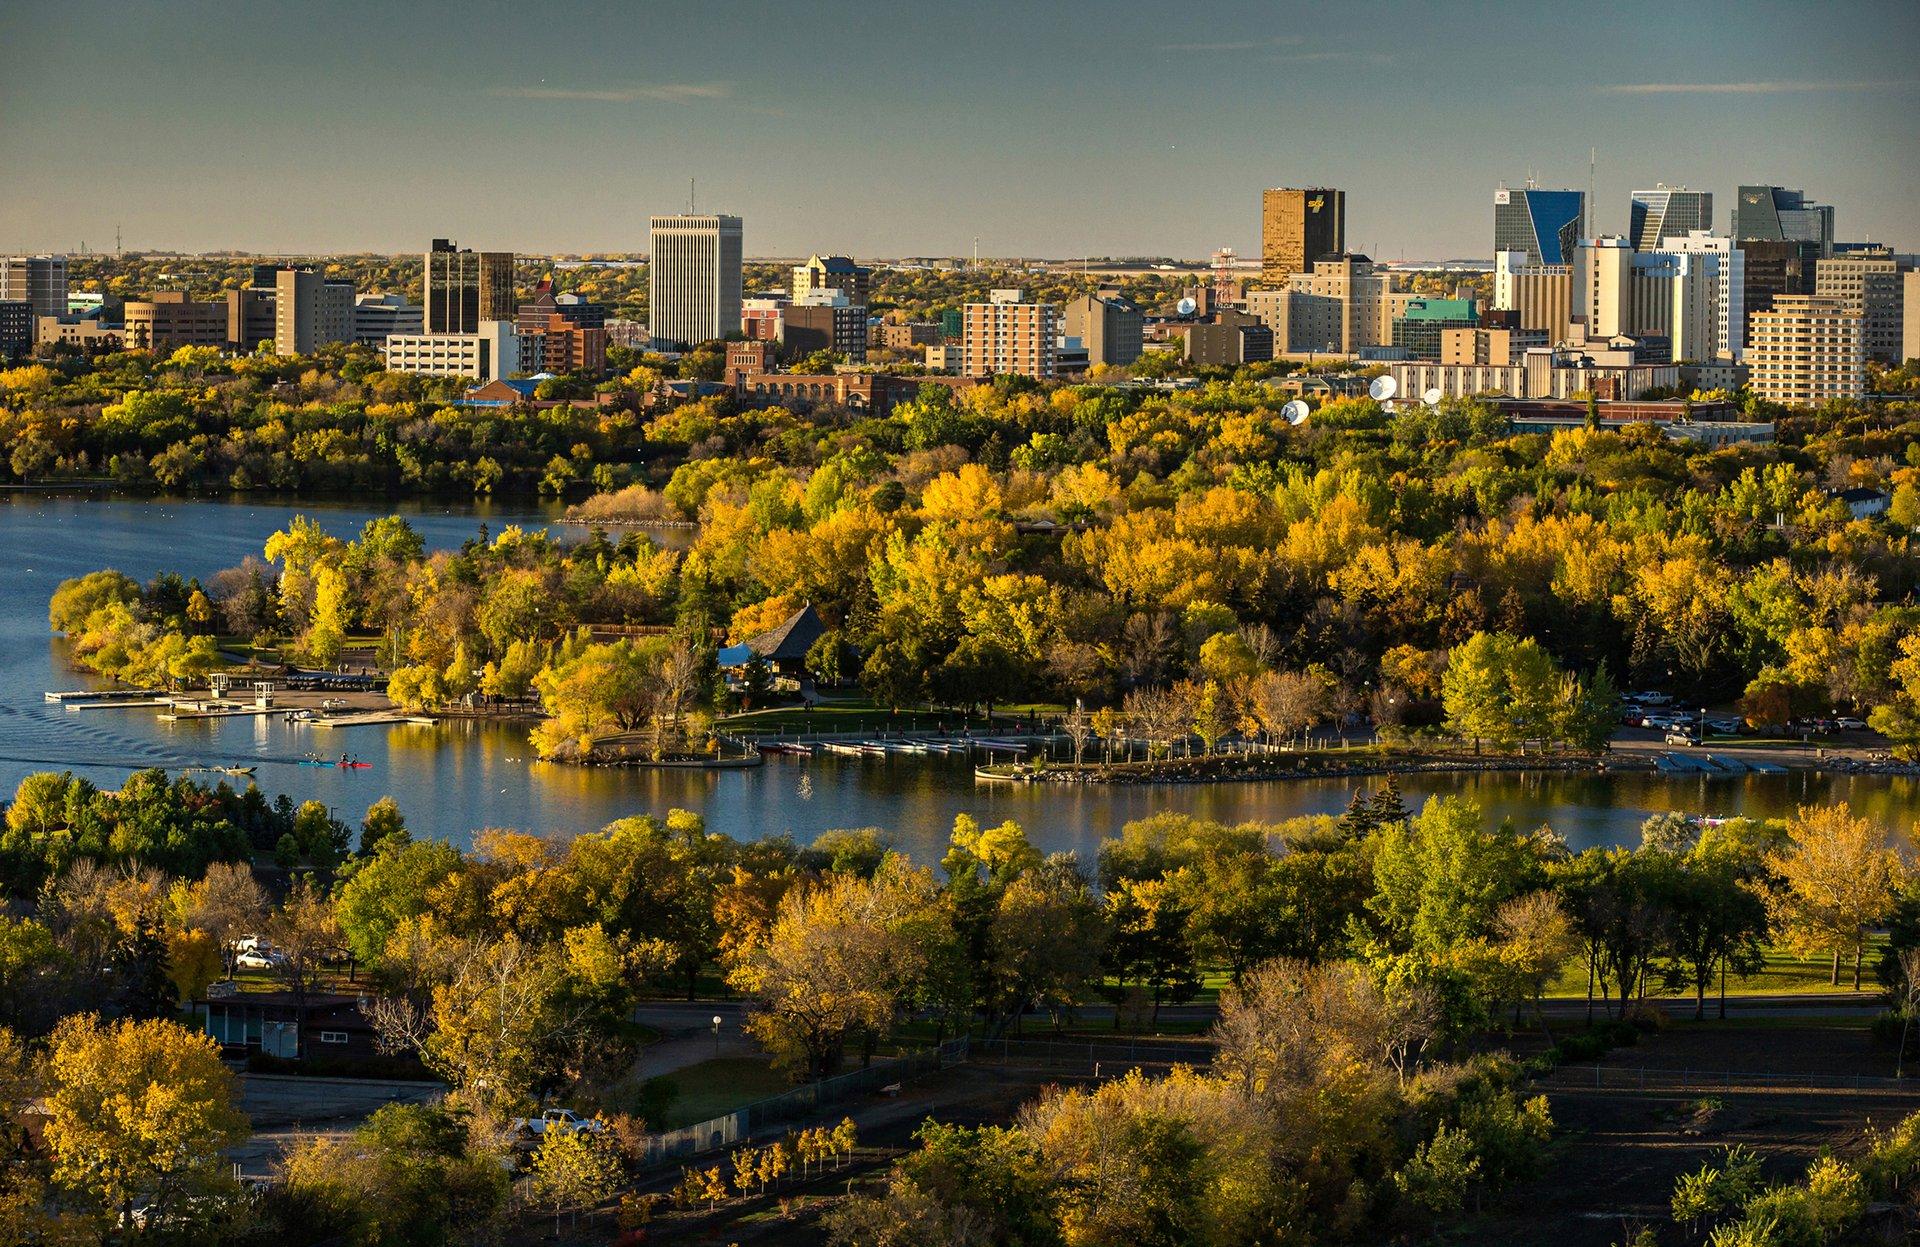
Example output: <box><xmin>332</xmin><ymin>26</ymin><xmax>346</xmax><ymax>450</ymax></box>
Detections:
<box><xmin>649</xmin><ymin>214</ymin><xmax>742</xmax><ymax>349</ymax></box>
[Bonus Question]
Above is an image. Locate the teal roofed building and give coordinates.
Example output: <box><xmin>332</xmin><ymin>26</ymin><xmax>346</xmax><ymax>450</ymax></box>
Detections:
<box><xmin>1391</xmin><ymin>297</ymin><xmax>1480</xmax><ymax>360</ymax></box>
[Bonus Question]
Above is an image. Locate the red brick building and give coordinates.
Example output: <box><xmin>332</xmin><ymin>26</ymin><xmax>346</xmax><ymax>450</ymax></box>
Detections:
<box><xmin>736</xmin><ymin>371</ymin><xmax>977</xmax><ymax>416</ymax></box>
<box><xmin>518</xmin><ymin>314</ymin><xmax>608</xmax><ymax>374</ymax></box>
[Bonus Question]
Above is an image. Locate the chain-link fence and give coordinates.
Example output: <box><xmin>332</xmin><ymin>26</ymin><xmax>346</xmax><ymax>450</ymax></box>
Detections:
<box><xmin>634</xmin><ymin>1035</ymin><xmax>971</xmax><ymax>1168</ymax></box>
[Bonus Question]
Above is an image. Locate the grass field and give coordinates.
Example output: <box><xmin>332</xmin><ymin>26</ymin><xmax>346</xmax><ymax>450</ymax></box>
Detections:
<box><xmin>656</xmin><ymin>1056</ymin><xmax>794</xmax><ymax>1128</ymax></box>
<box><xmin>1544</xmin><ymin>943</ymin><xmax>1890</xmax><ymax>1000</ymax></box>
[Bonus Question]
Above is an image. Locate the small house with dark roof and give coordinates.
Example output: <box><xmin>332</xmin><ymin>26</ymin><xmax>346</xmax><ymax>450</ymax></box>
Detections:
<box><xmin>1833</xmin><ymin>487</ymin><xmax>1890</xmax><ymax>520</ymax></box>
<box><xmin>192</xmin><ymin>988</ymin><xmax>379</xmax><ymax>1060</ymax></box>
<box><xmin>717</xmin><ymin>603</ymin><xmax>826</xmax><ymax>679</ymax></box>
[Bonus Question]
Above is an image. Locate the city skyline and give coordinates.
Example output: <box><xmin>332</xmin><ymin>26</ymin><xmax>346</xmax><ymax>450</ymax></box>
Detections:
<box><xmin>2</xmin><ymin>0</ymin><xmax>1916</xmax><ymax>260</ymax></box>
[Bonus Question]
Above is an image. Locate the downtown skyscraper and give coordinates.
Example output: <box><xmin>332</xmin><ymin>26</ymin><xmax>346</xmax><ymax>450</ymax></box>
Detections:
<box><xmin>1493</xmin><ymin>186</ymin><xmax>1585</xmax><ymax>266</ymax></box>
<box><xmin>648</xmin><ymin>214</ymin><xmax>743</xmax><ymax>349</ymax></box>
<box><xmin>1628</xmin><ymin>186</ymin><xmax>1712</xmax><ymax>250</ymax></box>
<box><xmin>424</xmin><ymin>239</ymin><xmax>515</xmax><ymax>334</ymax></box>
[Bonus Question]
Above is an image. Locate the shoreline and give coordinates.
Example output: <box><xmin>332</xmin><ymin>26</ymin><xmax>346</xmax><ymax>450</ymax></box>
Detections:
<box><xmin>977</xmin><ymin>750</ymin><xmax>1920</xmax><ymax>786</ymax></box>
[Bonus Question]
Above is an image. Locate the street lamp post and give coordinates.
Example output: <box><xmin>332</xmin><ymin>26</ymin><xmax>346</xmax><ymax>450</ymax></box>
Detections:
<box><xmin>712</xmin><ymin>1015</ymin><xmax>723</xmax><ymax>1057</ymax></box>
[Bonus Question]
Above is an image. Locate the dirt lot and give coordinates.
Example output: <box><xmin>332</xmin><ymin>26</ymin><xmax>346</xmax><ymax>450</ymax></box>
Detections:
<box><xmin>498</xmin><ymin>1020</ymin><xmax>1920</xmax><ymax>1245</ymax></box>
<box><xmin>1471</xmin><ymin>1019</ymin><xmax>1920</xmax><ymax>1246</ymax></box>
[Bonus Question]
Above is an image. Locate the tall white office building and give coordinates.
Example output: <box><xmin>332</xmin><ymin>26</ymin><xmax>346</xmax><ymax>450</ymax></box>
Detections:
<box><xmin>1662</xmin><ymin>232</ymin><xmax>1746</xmax><ymax>360</ymax></box>
<box><xmin>648</xmin><ymin>214</ymin><xmax>743</xmax><ymax>349</ymax></box>
<box><xmin>1576</xmin><ymin>237</ymin><xmax>1723</xmax><ymax>364</ymax></box>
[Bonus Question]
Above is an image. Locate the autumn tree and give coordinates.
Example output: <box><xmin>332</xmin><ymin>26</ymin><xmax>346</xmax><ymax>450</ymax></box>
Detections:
<box><xmin>1769</xmin><ymin>804</ymin><xmax>1906</xmax><ymax>988</ymax></box>
<box><xmin>530</xmin><ymin>1118</ymin><xmax>623</xmax><ymax>1231</ymax></box>
<box><xmin>42</xmin><ymin>1014</ymin><xmax>248</xmax><ymax>1230</ymax></box>
<box><xmin>726</xmin><ymin>858</ymin><xmax>939</xmax><ymax>1078</ymax></box>
<box><xmin>265</xmin><ymin>880</ymin><xmax>342</xmax><ymax>1055</ymax></box>
<box><xmin>277</xmin><ymin>1101</ymin><xmax>508</xmax><ymax>1245</ymax></box>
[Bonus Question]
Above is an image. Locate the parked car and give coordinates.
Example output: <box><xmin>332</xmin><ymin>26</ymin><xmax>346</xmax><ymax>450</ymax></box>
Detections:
<box><xmin>1703</xmin><ymin>716</ymin><xmax>1744</xmax><ymax>735</ymax></box>
<box><xmin>1632</xmin><ymin>691</ymin><xmax>1673</xmax><ymax>706</ymax></box>
<box><xmin>1834</xmin><ymin>716</ymin><xmax>1867</xmax><ymax>731</ymax></box>
<box><xmin>234</xmin><ymin>945</ymin><xmax>285</xmax><ymax>970</ymax></box>
<box><xmin>1664</xmin><ymin>729</ymin><xmax>1698</xmax><ymax>746</ymax></box>
<box><xmin>512</xmin><ymin>1108</ymin><xmax>606</xmax><ymax>1137</ymax></box>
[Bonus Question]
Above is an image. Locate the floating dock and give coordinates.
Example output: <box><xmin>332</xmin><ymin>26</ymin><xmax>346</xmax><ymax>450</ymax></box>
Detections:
<box><xmin>311</xmin><ymin>712</ymin><xmax>437</xmax><ymax>729</ymax></box>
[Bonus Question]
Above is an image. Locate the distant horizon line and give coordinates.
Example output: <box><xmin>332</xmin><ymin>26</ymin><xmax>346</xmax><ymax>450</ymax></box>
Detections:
<box><xmin>26</xmin><ymin>249</ymin><xmax>1511</xmax><ymax>267</ymax></box>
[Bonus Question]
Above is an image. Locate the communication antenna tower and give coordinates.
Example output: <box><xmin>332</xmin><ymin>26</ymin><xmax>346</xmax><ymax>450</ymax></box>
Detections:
<box><xmin>1587</xmin><ymin>147</ymin><xmax>1597</xmax><ymax>239</ymax></box>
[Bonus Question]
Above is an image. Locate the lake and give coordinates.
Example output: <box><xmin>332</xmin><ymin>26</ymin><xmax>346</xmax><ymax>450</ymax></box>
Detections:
<box><xmin>1</xmin><ymin>492</ymin><xmax>1911</xmax><ymax>862</ymax></box>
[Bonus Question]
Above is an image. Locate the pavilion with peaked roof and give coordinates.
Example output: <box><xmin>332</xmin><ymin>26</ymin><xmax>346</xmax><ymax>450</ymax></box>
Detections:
<box><xmin>716</xmin><ymin>603</ymin><xmax>826</xmax><ymax>678</ymax></box>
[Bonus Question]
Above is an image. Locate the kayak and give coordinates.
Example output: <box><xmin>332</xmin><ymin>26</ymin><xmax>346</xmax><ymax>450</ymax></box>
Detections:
<box><xmin>298</xmin><ymin>760</ymin><xmax>373</xmax><ymax>769</ymax></box>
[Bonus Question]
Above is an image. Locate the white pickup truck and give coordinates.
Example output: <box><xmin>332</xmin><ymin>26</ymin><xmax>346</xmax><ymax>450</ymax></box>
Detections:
<box><xmin>512</xmin><ymin>1108</ymin><xmax>607</xmax><ymax>1137</ymax></box>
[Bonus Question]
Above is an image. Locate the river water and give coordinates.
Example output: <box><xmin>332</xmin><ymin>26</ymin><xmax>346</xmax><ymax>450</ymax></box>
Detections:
<box><xmin>1</xmin><ymin>492</ymin><xmax>1911</xmax><ymax>862</ymax></box>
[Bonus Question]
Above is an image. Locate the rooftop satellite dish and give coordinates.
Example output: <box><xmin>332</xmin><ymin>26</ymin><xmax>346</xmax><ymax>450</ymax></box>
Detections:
<box><xmin>1176</xmin><ymin>296</ymin><xmax>1197</xmax><ymax>316</ymax></box>
<box><xmin>1281</xmin><ymin>399</ymin><xmax>1310</xmax><ymax>426</ymax></box>
<box><xmin>1368</xmin><ymin>375</ymin><xmax>1397</xmax><ymax>402</ymax></box>
<box><xmin>1422</xmin><ymin>387</ymin><xmax>1443</xmax><ymax>407</ymax></box>
<box><xmin>1381</xmin><ymin>399</ymin><xmax>1397</xmax><ymax>413</ymax></box>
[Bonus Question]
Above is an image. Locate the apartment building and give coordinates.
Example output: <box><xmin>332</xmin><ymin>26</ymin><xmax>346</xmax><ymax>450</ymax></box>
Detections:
<box><xmin>961</xmin><ymin>291</ymin><xmax>1059</xmax><ymax>380</ymax></box>
<box><xmin>517</xmin><ymin>317</ymin><xmax>607</xmax><ymax>374</ymax></box>
<box><xmin>1063</xmin><ymin>288</ymin><xmax>1144</xmax><ymax>366</ymax></box>
<box><xmin>1905</xmin><ymin>272</ymin><xmax>1920</xmax><ymax>365</ymax></box>
<box><xmin>1184</xmin><ymin>312</ymin><xmax>1274</xmax><ymax>367</ymax></box>
<box><xmin>273</xmin><ymin>268</ymin><xmax>355</xmax><ymax>354</ymax></box>
<box><xmin>792</xmin><ymin>254</ymin><xmax>870</xmax><ymax>307</ymax></box>
<box><xmin>0</xmin><ymin>301</ymin><xmax>32</xmax><ymax>359</ymax></box>
<box><xmin>1745</xmin><ymin>295</ymin><xmax>1864</xmax><ymax>405</ymax></box>
<box><xmin>0</xmin><ymin>255</ymin><xmax>69</xmax><ymax>321</ymax></box>
<box><xmin>877</xmin><ymin>321</ymin><xmax>942</xmax><ymax>351</ymax></box>
<box><xmin>782</xmin><ymin>291</ymin><xmax>867</xmax><ymax>362</ymax></box>
<box><xmin>1813</xmin><ymin>251</ymin><xmax>1905</xmax><ymax>363</ymax></box>
<box><xmin>226</xmin><ymin>287</ymin><xmax>277</xmax><ymax>351</ymax></box>
<box><xmin>1441</xmin><ymin>326</ymin><xmax>1548</xmax><ymax>366</ymax></box>
<box><xmin>1662</xmin><ymin>232</ymin><xmax>1746</xmax><ymax>360</ymax></box>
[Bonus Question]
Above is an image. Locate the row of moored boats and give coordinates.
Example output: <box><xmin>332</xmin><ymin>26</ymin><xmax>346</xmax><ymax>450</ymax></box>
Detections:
<box><xmin>1654</xmin><ymin>752</ymin><xmax>1787</xmax><ymax>776</ymax></box>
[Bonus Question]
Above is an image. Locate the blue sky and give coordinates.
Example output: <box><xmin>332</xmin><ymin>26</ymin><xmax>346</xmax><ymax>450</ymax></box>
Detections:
<box><xmin>1</xmin><ymin>0</ymin><xmax>1914</xmax><ymax>259</ymax></box>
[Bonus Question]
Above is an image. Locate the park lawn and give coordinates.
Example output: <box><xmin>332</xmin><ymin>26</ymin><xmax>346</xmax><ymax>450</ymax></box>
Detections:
<box><xmin>657</xmin><ymin>1056</ymin><xmax>793</xmax><ymax>1129</ymax></box>
<box><xmin>1543</xmin><ymin>943</ymin><xmax>1891</xmax><ymax>1000</ymax></box>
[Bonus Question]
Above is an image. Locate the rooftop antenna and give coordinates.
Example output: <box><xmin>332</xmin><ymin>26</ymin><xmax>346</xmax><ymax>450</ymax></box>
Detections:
<box><xmin>1587</xmin><ymin>147</ymin><xmax>1596</xmax><ymax>239</ymax></box>
<box><xmin>688</xmin><ymin>178</ymin><xmax>695</xmax><ymax>214</ymax></box>
<box><xmin>973</xmin><ymin>236</ymin><xmax>979</xmax><ymax>267</ymax></box>
<box><xmin>116</xmin><ymin>223</ymin><xmax>123</xmax><ymax>257</ymax></box>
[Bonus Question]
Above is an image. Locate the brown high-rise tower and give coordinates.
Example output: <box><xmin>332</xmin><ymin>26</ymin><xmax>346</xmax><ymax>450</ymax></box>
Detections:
<box><xmin>1261</xmin><ymin>188</ymin><xmax>1345</xmax><ymax>284</ymax></box>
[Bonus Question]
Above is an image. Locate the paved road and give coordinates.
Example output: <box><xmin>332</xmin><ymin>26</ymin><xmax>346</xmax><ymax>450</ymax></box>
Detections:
<box><xmin>228</xmin><ymin>1072</ymin><xmax>443</xmax><ymax>1177</ymax></box>
<box><xmin>631</xmin><ymin>1000</ymin><xmax>757</xmax><ymax>1078</ymax></box>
